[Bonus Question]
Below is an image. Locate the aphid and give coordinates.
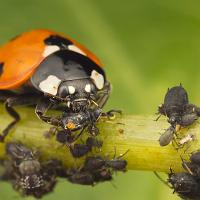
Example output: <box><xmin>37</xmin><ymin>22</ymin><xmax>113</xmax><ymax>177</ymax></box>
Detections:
<box><xmin>157</xmin><ymin>85</ymin><xmax>200</xmax><ymax>128</ymax></box>
<box><xmin>93</xmin><ymin>167</ymin><xmax>112</xmax><ymax>182</ymax></box>
<box><xmin>105</xmin><ymin>150</ymin><xmax>128</xmax><ymax>172</ymax></box>
<box><xmin>83</xmin><ymin>156</ymin><xmax>105</xmax><ymax>171</ymax></box>
<box><xmin>105</xmin><ymin>159</ymin><xmax>127</xmax><ymax>171</ymax></box>
<box><xmin>168</xmin><ymin>171</ymin><xmax>200</xmax><ymax>199</ymax></box>
<box><xmin>69</xmin><ymin>143</ymin><xmax>91</xmax><ymax>158</ymax></box>
<box><xmin>4</xmin><ymin>143</ymin><xmax>59</xmax><ymax>198</ymax></box>
<box><xmin>56</xmin><ymin>129</ymin><xmax>76</xmax><ymax>144</ymax></box>
<box><xmin>0</xmin><ymin>29</ymin><xmax>111</xmax><ymax>141</ymax></box>
<box><xmin>159</xmin><ymin>126</ymin><xmax>175</xmax><ymax>146</ymax></box>
<box><xmin>86</xmin><ymin>137</ymin><xmax>103</xmax><ymax>150</ymax></box>
<box><xmin>67</xmin><ymin>170</ymin><xmax>94</xmax><ymax>186</ymax></box>
<box><xmin>56</xmin><ymin>131</ymin><xmax>103</xmax><ymax>158</ymax></box>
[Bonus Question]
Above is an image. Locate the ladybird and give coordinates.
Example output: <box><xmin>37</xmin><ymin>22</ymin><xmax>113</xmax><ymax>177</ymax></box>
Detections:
<box><xmin>0</xmin><ymin>29</ymin><xmax>111</xmax><ymax>141</ymax></box>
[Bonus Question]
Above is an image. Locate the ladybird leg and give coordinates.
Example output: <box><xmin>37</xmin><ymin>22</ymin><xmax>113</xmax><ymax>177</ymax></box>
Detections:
<box><xmin>0</xmin><ymin>95</ymin><xmax>39</xmax><ymax>141</ymax></box>
<box><xmin>97</xmin><ymin>81</ymin><xmax>111</xmax><ymax>108</ymax></box>
<box><xmin>102</xmin><ymin>109</ymin><xmax>122</xmax><ymax>119</ymax></box>
<box><xmin>35</xmin><ymin>98</ymin><xmax>62</xmax><ymax>126</ymax></box>
<box><xmin>0</xmin><ymin>90</ymin><xmax>16</xmax><ymax>102</ymax></box>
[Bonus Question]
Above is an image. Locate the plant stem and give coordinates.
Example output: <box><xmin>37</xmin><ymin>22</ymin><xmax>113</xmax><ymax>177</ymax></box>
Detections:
<box><xmin>0</xmin><ymin>105</ymin><xmax>198</xmax><ymax>173</ymax></box>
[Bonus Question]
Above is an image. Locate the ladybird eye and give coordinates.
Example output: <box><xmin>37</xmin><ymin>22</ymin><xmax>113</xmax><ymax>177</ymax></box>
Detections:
<box><xmin>58</xmin><ymin>85</ymin><xmax>69</xmax><ymax>98</ymax></box>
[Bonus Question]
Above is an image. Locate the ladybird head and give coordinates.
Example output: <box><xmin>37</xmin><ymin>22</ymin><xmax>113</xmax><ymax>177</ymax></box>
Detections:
<box><xmin>57</xmin><ymin>78</ymin><xmax>98</xmax><ymax>112</ymax></box>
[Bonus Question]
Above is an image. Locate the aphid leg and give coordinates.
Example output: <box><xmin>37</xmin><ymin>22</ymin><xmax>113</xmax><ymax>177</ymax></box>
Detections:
<box><xmin>155</xmin><ymin>114</ymin><xmax>162</xmax><ymax>121</ymax></box>
<box><xmin>183</xmin><ymin>143</ymin><xmax>192</xmax><ymax>154</ymax></box>
<box><xmin>87</xmin><ymin>124</ymin><xmax>99</xmax><ymax>136</ymax></box>
<box><xmin>181</xmin><ymin>156</ymin><xmax>193</xmax><ymax>175</ymax></box>
<box><xmin>0</xmin><ymin>94</ymin><xmax>39</xmax><ymax>142</ymax></box>
<box><xmin>155</xmin><ymin>104</ymin><xmax>165</xmax><ymax>121</ymax></box>
<box><xmin>153</xmin><ymin>172</ymin><xmax>172</xmax><ymax>188</ymax></box>
<box><xmin>171</xmin><ymin>138</ymin><xmax>179</xmax><ymax>151</ymax></box>
<box><xmin>44</xmin><ymin>126</ymin><xmax>58</xmax><ymax>139</ymax></box>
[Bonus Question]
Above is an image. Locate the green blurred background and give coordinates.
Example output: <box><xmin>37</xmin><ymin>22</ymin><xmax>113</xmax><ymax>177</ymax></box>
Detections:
<box><xmin>1</xmin><ymin>0</ymin><xmax>200</xmax><ymax>199</ymax></box>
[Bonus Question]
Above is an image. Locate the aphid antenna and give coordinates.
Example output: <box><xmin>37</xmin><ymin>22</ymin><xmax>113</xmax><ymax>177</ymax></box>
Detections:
<box><xmin>153</xmin><ymin>171</ymin><xmax>172</xmax><ymax>188</ymax></box>
<box><xmin>117</xmin><ymin>149</ymin><xmax>130</xmax><ymax>159</ymax></box>
<box><xmin>154</xmin><ymin>114</ymin><xmax>162</xmax><ymax>122</ymax></box>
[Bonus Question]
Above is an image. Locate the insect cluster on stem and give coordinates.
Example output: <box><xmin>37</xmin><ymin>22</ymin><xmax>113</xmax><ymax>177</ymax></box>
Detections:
<box><xmin>0</xmin><ymin>143</ymin><xmax>127</xmax><ymax>198</ymax></box>
<box><xmin>168</xmin><ymin>151</ymin><xmax>200</xmax><ymax>200</ymax></box>
<box><xmin>157</xmin><ymin>84</ymin><xmax>200</xmax><ymax>146</ymax></box>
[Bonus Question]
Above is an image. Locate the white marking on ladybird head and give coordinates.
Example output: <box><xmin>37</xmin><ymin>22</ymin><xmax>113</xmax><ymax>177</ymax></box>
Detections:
<box><xmin>90</xmin><ymin>70</ymin><xmax>104</xmax><ymax>90</ymax></box>
<box><xmin>68</xmin><ymin>45</ymin><xmax>86</xmax><ymax>56</ymax></box>
<box><xmin>39</xmin><ymin>75</ymin><xmax>61</xmax><ymax>95</ymax></box>
<box><xmin>85</xmin><ymin>84</ymin><xmax>91</xmax><ymax>93</ymax></box>
<box><xmin>43</xmin><ymin>45</ymin><xmax>60</xmax><ymax>57</ymax></box>
<box><xmin>68</xmin><ymin>86</ymin><xmax>76</xmax><ymax>94</ymax></box>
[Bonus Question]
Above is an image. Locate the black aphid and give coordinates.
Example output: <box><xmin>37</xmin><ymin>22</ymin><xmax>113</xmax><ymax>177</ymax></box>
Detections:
<box><xmin>158</xmin><ymin>85</ymin><xmax>200</xmax><ymax>127</ymax></box>
<box><xmin>67</xmin><ymin>170</ymin><xmax>94</xmax><ymax>186</ymax></box>
<box><xmin>67</xmin><ymin>150</ymin><xmax>128</xmax><ymax>186</ymax></box>
<box><xmin>168</xmin><ymin>171</ymin><xmax>200</xmax><ymax>199</ymax></box>
<box><xmin>2</xmin><ymin>143</ymin><xmax>62</xmax><ymax>198</ymax></box>
<box><xmin>69</xmin><ymin>143</ymin><xmax>91</xmax><ymax>158</ymax></box>
<box><xmin>83</xmin><ymin>156</ymin><xmax>105</xmax><ymax>171</ymax></box>
<box><xmin>157</xmin><ymin>85</ymin><xmax>200</xmax><ymax>146</ymax></box>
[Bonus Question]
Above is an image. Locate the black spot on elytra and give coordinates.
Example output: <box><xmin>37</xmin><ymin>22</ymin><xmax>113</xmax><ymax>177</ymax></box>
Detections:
<box><xmin>44</xmin><ymin>35</ymin><xmax>72</xmax><ymax>49</ymax></box>
<box><xmin>0</xmin><ymin>62</ymin><xmax>4</xmax><ymax>77</ymax></box>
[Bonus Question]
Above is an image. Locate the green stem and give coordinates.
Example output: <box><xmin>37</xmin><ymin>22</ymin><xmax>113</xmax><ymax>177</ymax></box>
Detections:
<box><xmin>0</xmin><ymin>105</ymin><xmax>198</xmax><ymax>173</ymax></box>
